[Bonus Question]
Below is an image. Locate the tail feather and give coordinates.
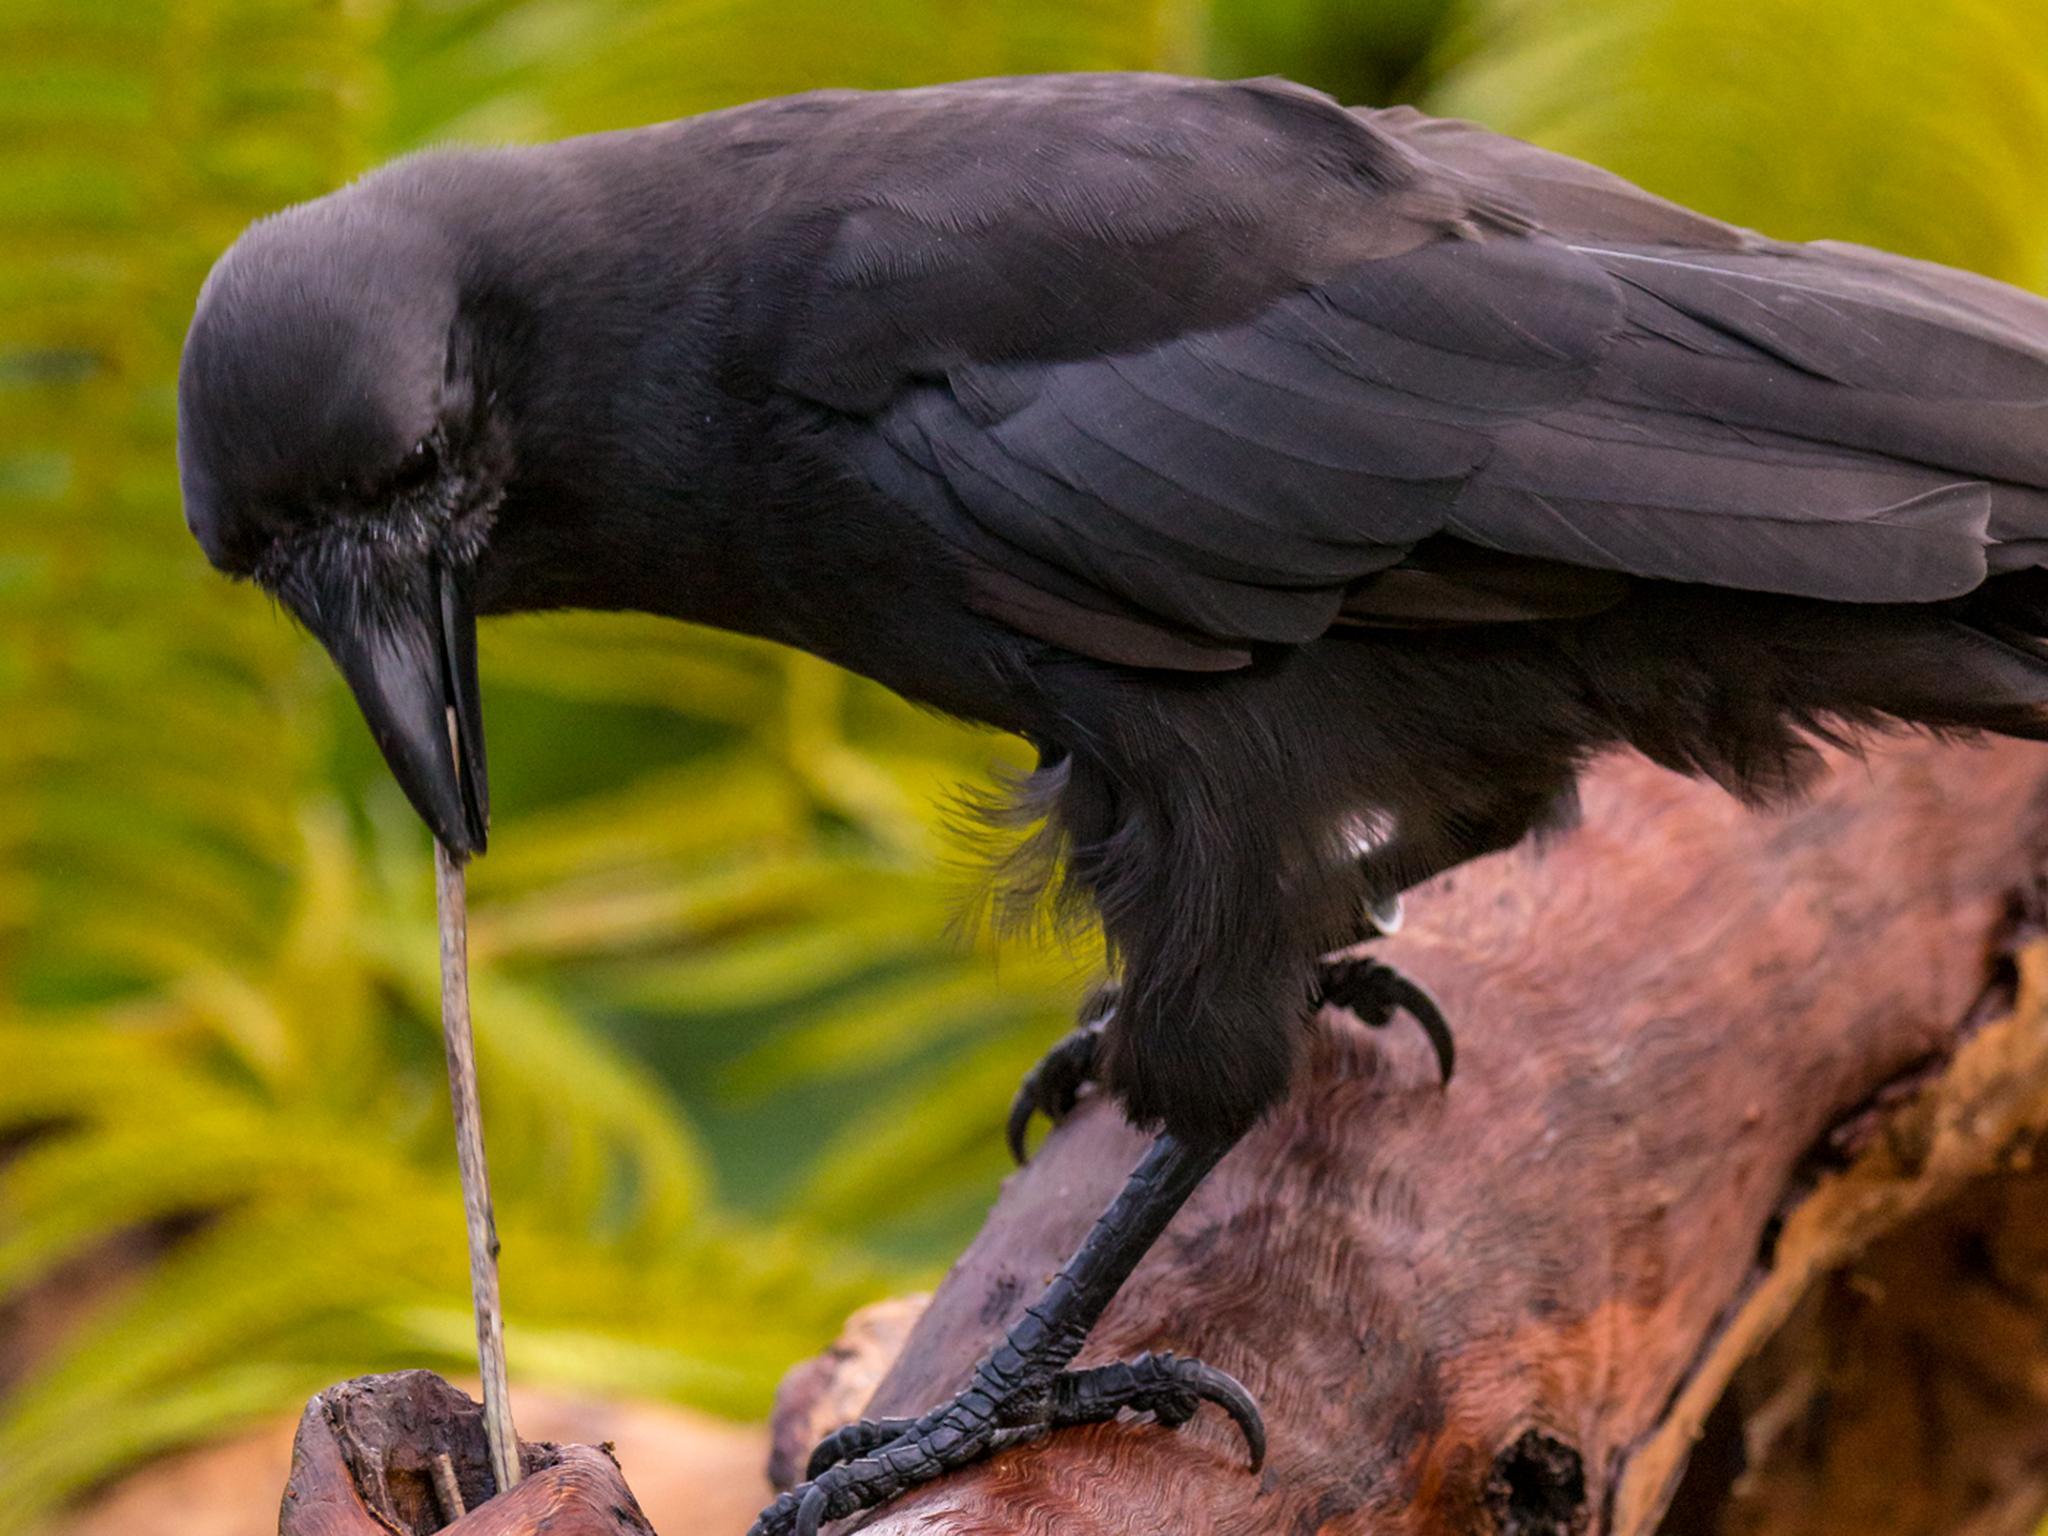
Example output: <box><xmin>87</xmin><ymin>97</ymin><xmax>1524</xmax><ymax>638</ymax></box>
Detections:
<box><xmin>1575</xmin><ymin>583</ymin><xmax>2048</xmax><ymax>809</ymax></box>
<box><xmin>1829</xmin><ymin>615</ymin><xmax>2048</xmax><ymax>740</ymax></box>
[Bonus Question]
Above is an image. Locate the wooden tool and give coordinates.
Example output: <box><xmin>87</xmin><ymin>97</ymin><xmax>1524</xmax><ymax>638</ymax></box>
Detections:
<box><xmin>435</xmin><ymin>838</ymin><xmax>520</xmax><ymax>1498</ymax></box>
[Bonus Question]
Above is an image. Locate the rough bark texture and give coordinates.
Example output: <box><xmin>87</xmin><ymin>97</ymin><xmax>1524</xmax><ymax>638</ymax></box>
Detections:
<box><xmin>774</xmin><ymin>738</ymin><xmax>2048</xmax><ymax>1536</ymax></box>
<box><xmin>274</xmin><ymin>738</ymin><xmax>2048</xmax><ymax>1536</ymax></box>
<box><xmin>57</xmin><ymin>1389</ymin><xmax>765</xmax><ymax>1536</ymax></box>
<box><xmin>277</xmin><ymin>1372</ymin><xmax>654</xmax><ymax>1536</ymax></box>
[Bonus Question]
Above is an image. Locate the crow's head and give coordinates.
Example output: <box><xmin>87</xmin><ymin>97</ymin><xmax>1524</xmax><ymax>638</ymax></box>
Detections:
<box><xmin>179</xmin><ymin>197</ymin><xmax>499</xmax><ymax>856</ymax></box>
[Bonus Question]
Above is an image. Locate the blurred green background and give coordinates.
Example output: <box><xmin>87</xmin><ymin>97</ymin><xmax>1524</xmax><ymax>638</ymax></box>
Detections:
<box><xmin>3</xmin><ymin>0</ymin><xmax>2045</xmax><ymax>1528</ymax></box>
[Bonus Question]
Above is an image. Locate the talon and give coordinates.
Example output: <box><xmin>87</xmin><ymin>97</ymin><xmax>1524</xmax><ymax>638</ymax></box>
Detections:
<box><xmin>1396</xmin><ymin>976</ymin><xmax>1455</xmax><ymax>1085</ymax></box>
<box><xmin>1056</xmin><ymin>1351</ymin><xmax>1266</xmax><ymax>1472</ymax></box>
<box><xmin>1003</xmin><ymin>1079</ymin><xmax>1040</xmax><ymax>1166</ymax></box>
<box><xmin>1317</xmin><ymin>956</ymin><xmax>1455</xmax><ymax>1085</ymax></box>
<box><xmin>1146</xmin><ymin>1354</ymin><xmax>1266</xmax><ymax>1471</ymax></box>
<box><xmin>1184</xmin><ymin>1358</ymin><xmax>1266</xmax><ymax>1471</ymax></box>
<box><xmin>1005</xmin><ymin>1016</ymin><xmax>1106</xmax><ymax>1164</ymax></box>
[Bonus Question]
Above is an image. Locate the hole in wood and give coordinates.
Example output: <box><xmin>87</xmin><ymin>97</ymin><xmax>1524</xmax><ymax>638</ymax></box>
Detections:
<box><xmin>1487</xmin><ymin>1429</ymin><xmax>1589</xmax><ymax>1536</ymax></box>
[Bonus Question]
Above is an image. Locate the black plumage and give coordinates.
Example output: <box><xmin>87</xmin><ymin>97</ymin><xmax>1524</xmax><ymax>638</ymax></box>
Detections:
<box><xmin>177</xmin><ymin>75</ymin><xmax>2048</xmax><ymax>1529</ymax></box>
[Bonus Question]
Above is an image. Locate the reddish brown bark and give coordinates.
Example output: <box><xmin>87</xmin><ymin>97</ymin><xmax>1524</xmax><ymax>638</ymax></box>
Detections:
<box><xmin>276</xmin><ymin>737</ymin><xmax>2048</xmax><ymax>1536</ymax></box>
<box><xmin>776</xmin><ymin>738</ymin><xmax>2048</xmax><ymax>1535</ymax></box>
<box><xmin>277</xmin><ymin>1372</ymin><xmax>654</xmax><ymax>1536</ymax></box>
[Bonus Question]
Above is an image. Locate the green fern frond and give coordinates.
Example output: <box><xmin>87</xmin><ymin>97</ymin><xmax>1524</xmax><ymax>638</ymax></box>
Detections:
<box><xmin>0</xmin><ymin>2</ymin><xmax>1186</xmax><ymax>1528</ymax></box>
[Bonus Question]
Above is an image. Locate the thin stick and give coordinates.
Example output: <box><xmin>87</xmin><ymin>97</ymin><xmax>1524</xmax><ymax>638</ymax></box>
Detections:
<box><xmin>436</xmin><ymin>835</ymin><xmax>522</xmax><ymax>1496</ymax></box>
<box><xmin>430</xmin><ymin>1451</ymin><xmax>467</xmax><ymax>1522</ymax></box>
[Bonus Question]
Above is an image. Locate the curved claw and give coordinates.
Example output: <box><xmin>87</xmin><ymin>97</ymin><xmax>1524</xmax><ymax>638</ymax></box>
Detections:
<box><xmin>1163</xmin><ymin>1357</ymin><xmax>1266</xmax><ymax>1471</ymax></box>
<box><xmin>1005</xmin><ymin>1022</ymin><xmax>1104</xmax><ymax>1164</ymax></box>
<box><xmin>1316</xmin><ymin>957</ymin><xmax>1455</xmax><ymax>1086</ymax></box>
<box><xmin>1053</xmin><ymin>1351</ymin><xmax>1266</xmax><ymax>1472</ymax></box>
<box><xmin>1385</xmin><ymin>971</ymin><xmax>1454</xmax><ymax>1084</ymax></box>
<box><xmin>1203</xmin><ymin>1364</ymin><xmax>1266</xmax><ymax>1471</ymax></box>
<box><xmin>1003</xmin><ymin>1080</ymin><xmax>1040</xmax><ymax>1167</ymax></box>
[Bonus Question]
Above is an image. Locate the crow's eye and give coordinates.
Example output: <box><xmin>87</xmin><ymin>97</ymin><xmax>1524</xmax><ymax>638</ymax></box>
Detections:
<box><xmin>392</xmin><ymin>437</ymin><xmax>439</xmax><ymax>493</ymax></box>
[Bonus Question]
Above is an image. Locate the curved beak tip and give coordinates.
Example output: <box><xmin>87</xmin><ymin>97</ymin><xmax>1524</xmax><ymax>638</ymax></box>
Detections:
<box><xmin>299</xmin><ymin>563</ymin><xmax>490</xmax><ymax>862</ymax></box>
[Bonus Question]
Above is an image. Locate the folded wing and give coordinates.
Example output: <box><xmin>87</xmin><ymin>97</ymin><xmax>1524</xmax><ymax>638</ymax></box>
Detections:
<box><xmin>796</xmin><ymin>85</ymin><xmax>2048</xmax><ymax>668</ymax></box>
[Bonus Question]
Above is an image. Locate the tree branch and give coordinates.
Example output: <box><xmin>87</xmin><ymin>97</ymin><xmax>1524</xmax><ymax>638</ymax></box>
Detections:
<box><xmin>277</xmin><ymin>737</ymin><xmax>2048</xmax><ymax>1536</ymax></box>
<box><xmin>777</xmin><ymin>738</ymin><xmax>2048</xmax><ymax>1536</ymax></box>
<box><xmin>278</xmin><ymin>1372</ymin><xmax>650</xmax><ymax>1536</ymax></box>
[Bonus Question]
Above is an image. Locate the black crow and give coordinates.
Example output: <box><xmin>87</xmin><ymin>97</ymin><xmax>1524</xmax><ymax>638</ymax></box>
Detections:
<box><xmin>178</xmin><ymin>74</ymin><xmax>2048</xmax><ymax>1533</ymax></box>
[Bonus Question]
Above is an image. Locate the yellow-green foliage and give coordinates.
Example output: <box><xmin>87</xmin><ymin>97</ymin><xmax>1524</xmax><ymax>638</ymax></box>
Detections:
<box><xmin>1430</xmin><ymin>0</ymin><xmax>2048</xmax><ymax>292</ymax></box>
<box><xmin>0</xmin><ymin>2</ymin><xmax>1152</xmax><ymax>1528</ymax></box>
<box><xmin>3</xmin><ymin>0</ymin><xmax>2046</xmax><ymax>1529</ymax></box>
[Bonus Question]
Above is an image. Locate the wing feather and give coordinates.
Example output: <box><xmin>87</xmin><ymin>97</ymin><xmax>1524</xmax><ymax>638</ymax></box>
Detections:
<box><xmin>784</xmin><ymin>82</ymin><xmax>2048</xmax><ymax>666</ymax></box>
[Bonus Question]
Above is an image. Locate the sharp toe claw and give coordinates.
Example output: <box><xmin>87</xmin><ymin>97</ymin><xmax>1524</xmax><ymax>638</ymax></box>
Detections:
<box><xmin>1006</xmin><ymin>1020</ymin><xmax>1106</xmax><ymax>1164</ymax></box>
<box><xmin>1393</xmin><ymin>978</ymin><xmax>1454</xmax><ymax>1084</ymax></box>
<box><xmin>1194</xmin><ymin>1366</ymin><xmax>1266</xmax><ymax>1472</ymax></box>
<box><xmin>1319</xmin><ymin>958</ymin><xmax>1455</xmax><ymax>1086</ymax></box>
<box><xmin>1005</xmin><ymin>1084</ymin><xmax>1036</xmax><ymax>1165</ymax></box>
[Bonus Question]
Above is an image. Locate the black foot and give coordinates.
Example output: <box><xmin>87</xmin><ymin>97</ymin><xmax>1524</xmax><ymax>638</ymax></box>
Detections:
<box><xmin>1315</xmin><ymin>954</ymin><xmax>1455</xmax><ymax>1084</ymax></box>
<box><xmin>750</xmin><ymin>1136</ymin><xmax>1262</xmax><ymax>1536</ymax></box>
<box><xmin>1006</xmin><ymin>984</ymin><xmax>1116</xmax><ymax>1164</ymax></box>
<box><xmin>787</xmin><ymin>1348</ymin><xmax>1262</xmax><ymax>1496</ymax></box>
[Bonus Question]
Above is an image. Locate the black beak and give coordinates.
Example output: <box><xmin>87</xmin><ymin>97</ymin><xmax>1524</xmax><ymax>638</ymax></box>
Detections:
<box><xmin>299</xmin><ymin>561</ymin><xmax>490</xmax><ymax>858</ymax></box>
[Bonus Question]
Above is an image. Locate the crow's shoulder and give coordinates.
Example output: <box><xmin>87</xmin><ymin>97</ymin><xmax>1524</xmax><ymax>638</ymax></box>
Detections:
<box><xmin>692</xmin><ymin>74</ymin><xmax>1521</xmax><ymax>413</ymax></box>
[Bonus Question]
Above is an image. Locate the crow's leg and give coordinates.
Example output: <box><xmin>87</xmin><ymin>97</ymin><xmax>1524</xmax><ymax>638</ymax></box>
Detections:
<box><xmin>749</xmin><ymin>1133</ymin><xmax>1261</xmax><ymax>1536</ymax></box>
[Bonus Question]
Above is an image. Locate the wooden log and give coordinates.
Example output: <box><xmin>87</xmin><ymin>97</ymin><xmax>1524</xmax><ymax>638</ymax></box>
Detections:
<box><xmin>277</xmin><ymin>1371</ymin><xmax>652</xmax><ymax>1536</ymax></box>
<box><xmin>774</xmin><ymin>738</ymin><xmax>2048</xmax><ymax>1535</ymax></box>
